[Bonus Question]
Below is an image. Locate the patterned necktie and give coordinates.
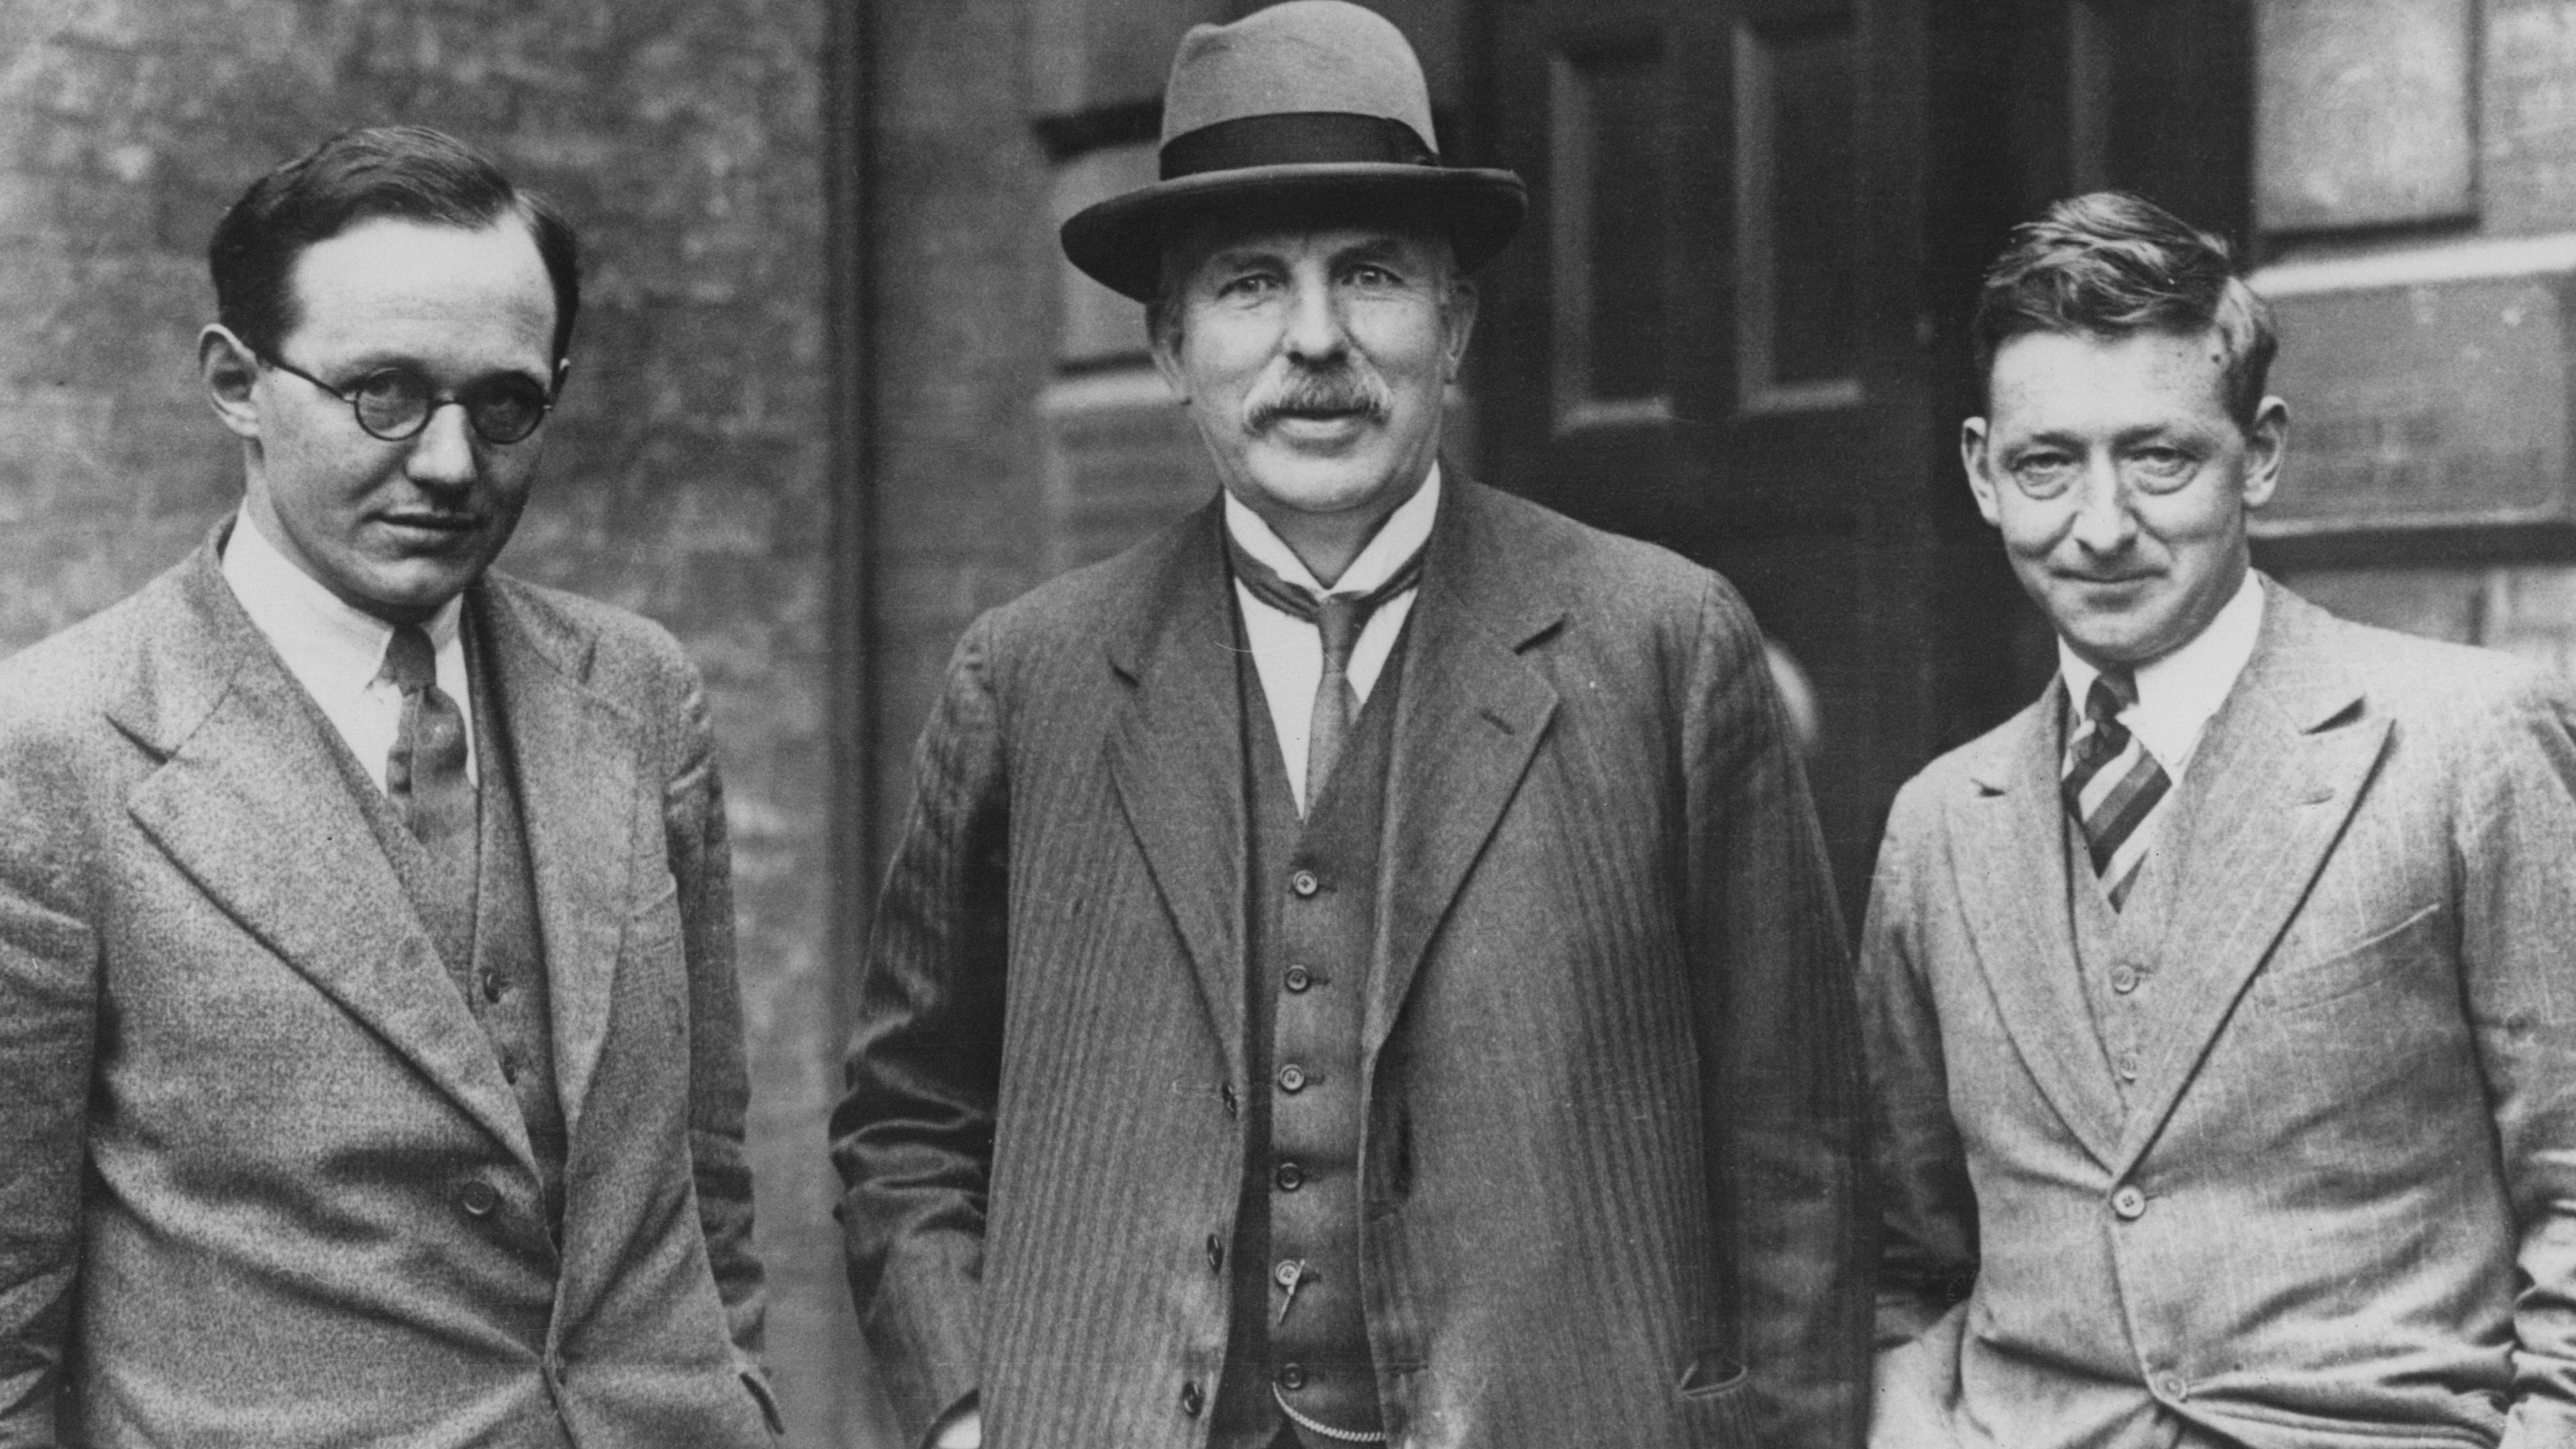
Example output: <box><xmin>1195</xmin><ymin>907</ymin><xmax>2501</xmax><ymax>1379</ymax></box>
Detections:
<box><xmin>2060</xmin><ymin>669</ymin><xmax>2169</xmax><ymax>910</ymax></box>
<box><xmin>378</xmin><ymin>623</ymin><xmax>476</xmax><ymax>851</ymax></box>
<box><xmin>1226</xmin><ymin>535</ymin><xmax>1424</xmax><ymax>808</ymax></box>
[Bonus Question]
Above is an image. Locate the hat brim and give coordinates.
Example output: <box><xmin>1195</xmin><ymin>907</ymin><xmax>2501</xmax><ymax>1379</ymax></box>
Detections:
<box><xmin>1061</xmin><ymin>162</ymin><xmax>1529</xmax><ymax>303</ymax></box>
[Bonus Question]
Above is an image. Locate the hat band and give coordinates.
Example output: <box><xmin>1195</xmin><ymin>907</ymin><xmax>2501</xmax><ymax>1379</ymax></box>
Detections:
<box><xmin>1159</xmin><ymin>111</ymin><xmax>1436</xmax><ymax>181</ymax></box>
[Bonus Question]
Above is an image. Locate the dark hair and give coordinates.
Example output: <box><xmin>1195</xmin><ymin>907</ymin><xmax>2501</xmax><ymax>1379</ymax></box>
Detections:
<box><xmin>208</xmin><ymin>125</ymin><xmax>580</xmax><ymax>365</ymax></box>
<box><xmin>1970</xmin><ymin>191</ymin><xmax>2274</xmax><ymax>427</ymax></box>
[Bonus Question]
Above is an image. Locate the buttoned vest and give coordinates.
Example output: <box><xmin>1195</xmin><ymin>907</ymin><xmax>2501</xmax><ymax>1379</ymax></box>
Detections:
<box><xmin>1214</xmin><ymin>609</ymin><xmax>1409</xmax><ymax>1443</ymax></box>
<box><xmin>335</xmin><ymin>612</ymin><xmax>568</xmax><ymax>1227</ymax></box>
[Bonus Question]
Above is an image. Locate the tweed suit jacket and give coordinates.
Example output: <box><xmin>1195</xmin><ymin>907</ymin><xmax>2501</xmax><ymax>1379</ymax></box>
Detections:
<box><xmin>1862</xmin><ymin>578</ymin><xmax>2576</xmax><ymax>1449</ymax></box>
<box><xmin>0</xmin><ymin>527</ymin><xmax>777</xmax><ymax>1448</ymax></box>
<box><xmin>835</xmin><ymin>477</ymin><xmax>1870</xmax><ymax>1449</ymax></box>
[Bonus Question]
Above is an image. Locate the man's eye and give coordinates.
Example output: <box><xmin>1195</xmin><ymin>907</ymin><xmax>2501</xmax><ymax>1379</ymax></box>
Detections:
<box><xmin>1346</xmin><ymin>265</ymin><xmax>1399</xmax><ymax>287</ymax></box>
<box><xmin>2008</xmin><ymin>454</ymin><xmax>2078</xmax><ymax>498</ymax></box>
<box><xmin>352</xmin><ymin>369</ymin><xmax>425</xmax><ymax>405</ymax></box>
<box><xmin>1217</xmin><ymin>274</ymin><xmax>1279</xmax><ymax>299</ymax></box>
<box><xmin>2124</xmin><ymin>447</ymin><xmax>2198</xmax><ymax>492</ymax></box>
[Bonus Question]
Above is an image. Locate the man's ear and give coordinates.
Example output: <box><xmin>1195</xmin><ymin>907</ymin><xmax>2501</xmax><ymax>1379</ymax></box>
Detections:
<box><xmin>1148</xmin><ymin>312</ymin><xmax>1191</xmax><ymax>406</ymax></box>
<box><xmin>2239</xmin><ymin>394</ymin><xmax>2288</xmax><ymax>512</ymax></box>
<box><xmin>1961</xmin><ymin>415</ymin><xmax>2003</xmax><ymax>528</ymax></box>
<box><xmin>200</xmin><ymin>325</ymin><xmax>262</xmax><ymax>440</ymax></box>
<box><xmin>1440</xmin><ymin>279</ymin><xmax>1480</xmax><ymax>383</ymax></box>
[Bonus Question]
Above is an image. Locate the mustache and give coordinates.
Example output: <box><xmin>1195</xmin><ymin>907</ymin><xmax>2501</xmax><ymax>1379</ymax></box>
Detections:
<box><xmin>1244</xmin><ymin>365</ymin><xmax>1394</xmax><ymax>431</ymax></box>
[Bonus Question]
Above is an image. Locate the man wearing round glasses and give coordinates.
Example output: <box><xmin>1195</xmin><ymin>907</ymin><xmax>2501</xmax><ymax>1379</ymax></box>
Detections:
<box><xmin>0</xmin><ymin>126</ymin><xmax>779</xmax><ymax>1447</ymax></box>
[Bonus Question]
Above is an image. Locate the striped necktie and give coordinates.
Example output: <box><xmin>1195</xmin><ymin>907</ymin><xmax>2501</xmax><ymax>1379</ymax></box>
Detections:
<box><xmin>1224</xmin><ymin>535</ymin><xmax>1424</xmax><ymax>808</ymax></box>
<box><xmin>2060</xmin><ymin>669</ymin><xmax>2169</xmax><ymax>910</ymax></box>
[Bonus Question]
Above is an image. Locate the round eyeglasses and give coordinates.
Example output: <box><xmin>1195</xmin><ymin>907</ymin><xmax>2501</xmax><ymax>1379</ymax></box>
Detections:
<box><xmin>258</xmin><ymin>350</ymin><xmax>556</xmax><ymax>445</ymax></box>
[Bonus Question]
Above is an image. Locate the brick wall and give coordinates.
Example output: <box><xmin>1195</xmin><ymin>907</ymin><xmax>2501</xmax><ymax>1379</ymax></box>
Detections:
<box><xmin>0</xmin><ymin>3</ymin><xmax>886</xmax><ymax>1444</ymax></box>
<box><xmin>2268</xmin><ymin>0</ymin><xmax>2576</xmax><ymax>663</ymax></box>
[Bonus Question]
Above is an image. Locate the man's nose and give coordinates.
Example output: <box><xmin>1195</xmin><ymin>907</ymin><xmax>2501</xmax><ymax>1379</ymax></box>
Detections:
<box><xmin>405</xmin><ymin>402</ymin><xmax>478</xmax><ymax>490</ymax></box>
<box><xmin>1281</xmin><ymin>276</ymin><xmax>1348</xmax><ymax>362</ymax></box>
<box><xmin>2068</xmin><ymin>453</ymin><xmax>2135</xmax><ymax>554</ymax></box>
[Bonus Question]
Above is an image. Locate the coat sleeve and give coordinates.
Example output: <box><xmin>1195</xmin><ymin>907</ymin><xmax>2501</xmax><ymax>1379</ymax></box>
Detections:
<box><xmin>1680</xmin><ymin>578</ymin><xmax>1870</xmax><ymax>1449</ymax></box>
<box><xmin>661</xmin><ymin>653</ymin><xmax>768</xmax><ymax>1366</ymax></box>
<box><xmin>1855</xmin><ymin>775</ymin><xmax>1981</xmax><ymax>1366</ymax></box>
<box><xmin>830</xmin><ymin>614</ymin><xmax>1009</xmax><ymax>1442</ymax></box>
<box><xmin>2455</xmin><ymin>672</ymin><xmax>2576</xmax><ymax>1449</ymax></box>
<box><xmin>0</xmin><ymin>724</ymin><xmax>99</xmax><ymax>1447</ymax></box>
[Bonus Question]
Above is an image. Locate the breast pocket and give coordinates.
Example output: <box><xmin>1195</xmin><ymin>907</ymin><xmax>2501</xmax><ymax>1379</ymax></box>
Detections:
<box><xmin>2251</xmin><ymin>899</ymin><xmax>2446</xmax><ymax>1011</ymax></box>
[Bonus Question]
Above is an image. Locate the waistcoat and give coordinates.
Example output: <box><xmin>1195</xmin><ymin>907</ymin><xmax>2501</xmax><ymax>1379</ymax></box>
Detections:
<box><xmin>1214</xmin><ymin>604</ymin><xmax>1410</xmax><ymax>1443</ymax></box>
<box><xmin>337</xmin><ymin>611</ymin><xmax>568</xmax><ymax>1227</ymax></box>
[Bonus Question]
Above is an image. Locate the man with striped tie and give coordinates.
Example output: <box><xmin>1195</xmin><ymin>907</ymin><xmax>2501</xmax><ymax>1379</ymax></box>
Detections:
<box><xmin>835</xmin><ymin>7</ymin><xmax>1868</xmax><ymax>1448</ymax></box>
<box><xmin>1860</xmin><ymin>191</ymin><xmax>2576</xmax><ymax>1449</ymax></box>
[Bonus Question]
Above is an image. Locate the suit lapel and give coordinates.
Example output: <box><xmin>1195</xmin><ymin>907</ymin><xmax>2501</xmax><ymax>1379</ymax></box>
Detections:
<box><xmin>1368</xmin><ymin>480</ymin><xmax>1560</xmax><ymax>1057</ymax></box>
<box><xmin>117</xmin><ymin>541</ymin><xmax>537</xmax><ymax>1173</ymax></box>
<box><xmin>477</xmin><ymin>584</ymin><xmax>638</xmax><ymax>1138</ymax></box>
<box><xmin>2111</xmin><ymin>585</ymin><xmax>2387</xmax><ymax>1172</ymax></box>
<box><xmin>1105</xmin><ymin>502</ymin><xmax>1252</xmax><ymax>1083</ymax></box>
<box><xmin>1947</xmin><ymin>689</ymin><xmax>2124</xmax><ymax>1168</ymax></box>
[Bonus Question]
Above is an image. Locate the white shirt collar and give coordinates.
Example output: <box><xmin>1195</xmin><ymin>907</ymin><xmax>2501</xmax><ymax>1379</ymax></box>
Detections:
<box><xmin>2058</xmin><ymin>569</ymin><xmax>2265</xmax><ymax>774</ymax></box>
<box><xmin>221</xmin><ymin>510</ymin><xmax>463</xmax><ymax>683</ymax></box>
<box><xmin>1222</xmin><ymin>464</ymin><xmax>1441</xmax><ymax>596</ymax></box>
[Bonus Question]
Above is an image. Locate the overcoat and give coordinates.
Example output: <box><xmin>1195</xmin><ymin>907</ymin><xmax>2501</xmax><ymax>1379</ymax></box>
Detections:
<box><xmin>1864</xmin><ymin>579</ymin><xmax>2576</xmax><ymax>1449</ymax></box>
<box><xmin>836</xmin><ymin>477</ymin><xmax>1869</xmax><ymax>1449</ymax></box>
<box><xmin>0</xmin><ymin>529</ymin><xmax>777</xmax><ymax>1447</ymax></box>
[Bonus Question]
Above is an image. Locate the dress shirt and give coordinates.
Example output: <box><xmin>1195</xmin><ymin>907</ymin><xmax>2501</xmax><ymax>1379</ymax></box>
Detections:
<box><xmin>2057</xmin><ymin>569</ymin><xmax>2263</xmax><ymax>783</ymax></box>
<box><xmin>1226</xmin><ymin>466</ymin><xmax>1439</xmax><ymax>814</ymax></box>
<box><xmin>221</xmin><ymin>511</ymin><xmax>476</xmax><ymax>792</ymax></box>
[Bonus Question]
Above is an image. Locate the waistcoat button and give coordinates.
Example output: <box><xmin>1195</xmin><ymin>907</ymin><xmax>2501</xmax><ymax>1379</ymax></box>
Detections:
<box><xmin>1284</xmin><ymin>965</ymin><xmax>1313</xmax><ymax>992</ymax></box>
<box><xmin>1275</xmin><ymin>1161</ymin><xmax>1305</xmax><ymax>1191</ymax></box>
<box><xmin>458</xmin><ymin>1179</ymin><xmax>499</xmax><ymax>1217</ymax></box>
<box><xmin>1205</xmin><ymin>1233</ymin><xmax>1224</xmax><ymax>1272</ymax></box>
<box><xmin>1290</xmin><ymin>869</ymin><xmax>1320</xmax><ymax>898</ymax></box>
<box><xmin>2111</xmin><ymin>965</ymin><xmax>2140</xmax><ymax>994</ymax></box>
<box><xmin>1279</xmin><ymin>1063</ymin><xmax>1307</xmax><ymax>1093</ymax></box>
<box><xmin>1278</xmin><ymin>1364</ymin><xmax>1308</xmax><ymax>1391</ymax></box>
<box><xmin>2111</xmin><ymin>1185</ymin><xmax>2147</xmax><ymax>1220</ymax></box>
<box><xmin>1179</xmin><ymin>1381</ymin><xmax>1204</xmax><ymax>1417</ymax></box>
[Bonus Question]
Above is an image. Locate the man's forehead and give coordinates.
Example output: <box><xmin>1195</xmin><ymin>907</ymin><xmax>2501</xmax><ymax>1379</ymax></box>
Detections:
<box><xmin>1168</xmin><ymin>216</ymin><xmax>1451</xmax><ymax>272</ymax></box>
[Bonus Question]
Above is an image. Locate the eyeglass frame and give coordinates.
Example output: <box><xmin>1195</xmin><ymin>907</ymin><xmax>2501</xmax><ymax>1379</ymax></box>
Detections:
<box><xmin>254</xmin><ymin>346</ymin><xmax>561</xmax><ymax>446</ymax></box>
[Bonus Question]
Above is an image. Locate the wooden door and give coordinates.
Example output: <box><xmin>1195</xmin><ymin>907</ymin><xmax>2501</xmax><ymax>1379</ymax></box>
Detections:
<box><xmin>1475</xmin><ymin>0</ymin><xmax>1952</xmax><ymax>914</ymax></box>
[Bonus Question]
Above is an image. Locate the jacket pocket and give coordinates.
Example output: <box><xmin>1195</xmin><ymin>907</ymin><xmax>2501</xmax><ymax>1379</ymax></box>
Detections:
<box><xmin>2252</xmin><ymin>899</ymin><xmax>2443</xmax><ymax>1010</ymax></box>
<box><xmin>1677</xmin><ymin>1355</ymin><xmax>1756</xmax><ymax>1446</ymax></box>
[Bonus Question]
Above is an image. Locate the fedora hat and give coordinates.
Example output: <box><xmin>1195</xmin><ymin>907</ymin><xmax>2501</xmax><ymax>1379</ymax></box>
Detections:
<box><xmin>1060</xmin><ymin>1</ymin><xmax>1527</xmax><ymax>303</ymax></box>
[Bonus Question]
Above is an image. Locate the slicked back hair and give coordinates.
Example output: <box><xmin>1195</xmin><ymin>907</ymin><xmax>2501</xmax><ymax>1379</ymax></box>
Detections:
<box><xmin>209</xmin><ymin>125</ymin><xmax>580</xmax><ymax>366</ymax></box>
<box><xmin>1971</xmin><ymin>191</ymin><xmax>2274</xmax><ymax>428</ymax></box>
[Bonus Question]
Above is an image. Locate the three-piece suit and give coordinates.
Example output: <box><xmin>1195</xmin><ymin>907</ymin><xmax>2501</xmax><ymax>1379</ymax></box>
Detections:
<box><xmin>0</xmin><ymin>526</ymin><xmax>777</xmax><ymax>1446</ymax></box>
<box><xmin>836</xmin><ymin>477</ymin><xmax>1868</xmax><ymax>1448</ymax></box>
<box><xmin>1863</xmin><ymin>578</ymin><xmax>2576</xmax><ymax>1448</ymax></box>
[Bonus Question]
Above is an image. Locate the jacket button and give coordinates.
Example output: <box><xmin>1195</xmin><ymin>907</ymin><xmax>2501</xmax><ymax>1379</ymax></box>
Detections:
<box><xmin>2110</xmin><ymin>965</ymin><xmax>2139</xmax><ymax>994</ymax></box>
<box><xmin>2111</xmin><ymin>1185</ymin><xmax>2147</xmax><ymax>1220</ymax></box>
<box><xmin>1284</xmin><ymin>965</ymin><xmax>1313</xmax><ymax>993</ymax></box>
<box><xmin>1289</xmin><ymin>869</ymin><xmax>1320</xmax><ymax>898</ymax></box>
<box><xmin>1275</xmin><ymin>1161</ymin><xmax>1305</xmax><ymax>1191</ymax></box>
<box><xmin>1278</xmin><ymin>1063</ymin><xmax>1307</xmax><ymax>1093</ymax></box>
<box><xmin>2159</xmin><ymin>1375</ymin><xmax>2188</xmax><ymax>1400</ymax></box>
<box><xmin>1179</xmin><ymin>1380</ymin><xmax>1205</xmax><ymax>1417</ymax></box>
<box><xmin>458</xmin><ymin>1179</ymin><xmax>499</xmax><ymax>1217</ymax></box>
<box><xmin>1205</xmin><ymin>1234</ymin><xmax>1224</xmax><ymax>1272</ymax></box>
<box><xmin>1278</xmin><ymin>1363</ymin><xmax>1308</xmax><ymax>1391</ymax></box>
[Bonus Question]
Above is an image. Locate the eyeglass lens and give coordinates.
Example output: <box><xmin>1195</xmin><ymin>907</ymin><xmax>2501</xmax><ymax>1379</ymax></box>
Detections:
<box><xmin>347</xmin><ymin>368</ymin><xmax>552</xmax><ymax>445</ymax></box>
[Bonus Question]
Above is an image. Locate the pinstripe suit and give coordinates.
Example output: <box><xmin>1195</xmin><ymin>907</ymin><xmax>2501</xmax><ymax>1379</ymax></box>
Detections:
<box><xmin>834</xmin><ymin>477</ymin><xmax>1869</xmax><ymax>1449</ymax></box>
<box><xmin>1863</xmin><ymin>578</ymin><xmax>2576</xmax><ymax>1448</ymax></box>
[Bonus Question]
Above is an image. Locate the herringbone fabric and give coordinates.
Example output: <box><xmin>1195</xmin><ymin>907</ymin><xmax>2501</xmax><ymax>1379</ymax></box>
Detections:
<box><xmin>0</xmin><ymin>526</ymin><xmax>779</xmax><ymax>1446</ymax></box>
<box><xmin>2059</xmin><ymin>670</ymin><xmax>2167</xmax><ymax>908</ymax></box>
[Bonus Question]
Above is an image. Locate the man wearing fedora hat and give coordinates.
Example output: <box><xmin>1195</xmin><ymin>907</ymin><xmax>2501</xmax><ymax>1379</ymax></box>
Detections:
<box><xmin>833</xmin><ymin>5</ymin><xmax>1869</xmax><ymax>1448</ymax></box>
